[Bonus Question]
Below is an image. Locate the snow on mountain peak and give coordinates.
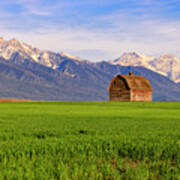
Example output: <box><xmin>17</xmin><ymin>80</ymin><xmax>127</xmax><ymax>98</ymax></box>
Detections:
<box><xmin>0</xmin><ymin>37</ymin><xmax>85</xmax><ymax>69</ymax></box>
<box><xmin>109</xmin><ymin>52</ymin><xmax>180</xmax><ymax>83</ymax></box>
<box><xmin>59</xmin><ymin>51</ymin><xmax>84</xmax><ymax>61</ymax></box>
<box><xmin>0</xmin><ymin>37</ymin><xmax>180</xmax><ymax>83</ymax></box>
<box><xmin>111</xmin><ymin>52</ymin><xmax>154</xmax><ymax>68</ymax></box>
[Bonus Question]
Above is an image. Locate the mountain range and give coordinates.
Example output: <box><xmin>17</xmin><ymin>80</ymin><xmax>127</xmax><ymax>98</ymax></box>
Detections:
<box><xmin>0</xmin><ymin>37</ymin><xmax>180</xmax><ymax>101</ymax></box>
<box><xmin>110</xmin><ymin>52</ymin><xmax>180</xmax><ymax>83</ymax></box>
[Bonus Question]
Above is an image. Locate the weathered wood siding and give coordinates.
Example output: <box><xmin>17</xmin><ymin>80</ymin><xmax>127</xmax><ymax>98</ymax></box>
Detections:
<box><xmin>130</xmin><ymin>89</ymin><xmax>152</xmax><ymax>102</ymax></box>
<box><xmin>109</xmin><ymin>78</ymin><xmax>131</xmax><ymax>101</ymax></box>
<box><xmin>109</xmin><ymin>75</ymin><xmax>152</xmax><ymax>102</ymax></box>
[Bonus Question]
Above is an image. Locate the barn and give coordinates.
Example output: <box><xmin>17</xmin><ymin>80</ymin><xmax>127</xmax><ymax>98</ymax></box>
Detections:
<box><xmin>108</xmin><ymin>72</ymin><xmax>153</xmax><ymax>102</ymax></box>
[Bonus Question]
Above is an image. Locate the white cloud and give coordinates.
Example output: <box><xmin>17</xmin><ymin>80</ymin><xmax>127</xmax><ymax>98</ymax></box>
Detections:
<box><xmin>1</xmin><ymin>17</ymin><xmax>180</xmax><ymax>62</ymax></box>
<box><xmin>0</xmin><ymin>0</ymin><xmax>180</xmax><ymax>61</ymax></box>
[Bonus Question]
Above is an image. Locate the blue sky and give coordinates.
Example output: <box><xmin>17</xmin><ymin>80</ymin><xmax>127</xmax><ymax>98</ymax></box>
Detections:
<box><xmin>0</xmin><ymin>0</ymin><xmax>180</xmax><ymax>61</ymax></box>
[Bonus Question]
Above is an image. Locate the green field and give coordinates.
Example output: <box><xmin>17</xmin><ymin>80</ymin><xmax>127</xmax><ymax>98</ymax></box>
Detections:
<box><xmin>0</xmin><ymin>102</ymin><xmax>180</xmax><ymax>179</ymax></box>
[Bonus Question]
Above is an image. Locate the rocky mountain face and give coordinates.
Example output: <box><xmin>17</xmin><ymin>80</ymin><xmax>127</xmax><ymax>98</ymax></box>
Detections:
<box><xmin>110</xmin><ymin>52</ymin><xmax>180</xmax><ymax>83</ymax></box>
<box><xmin>0</xmin><ymin>37</ymin><xmax>84</xmax><ymax>70</ymax></box>
<box><xmin>0</xmin><ymin>37</ymin><xmax>180</xmax><ymax>101</ymax></box>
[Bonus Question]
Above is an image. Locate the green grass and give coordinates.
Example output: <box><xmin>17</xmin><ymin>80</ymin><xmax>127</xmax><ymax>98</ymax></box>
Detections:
<box><xmin>0</xmin><ymin>102</ymin><xmax>180</xmax><ymax>179</ymax></box>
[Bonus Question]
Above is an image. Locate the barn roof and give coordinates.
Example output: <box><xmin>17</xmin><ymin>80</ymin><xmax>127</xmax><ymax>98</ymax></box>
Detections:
<box><xmin>109</xmin><ymin>73</ymin><xmax>153</xmax><ymax>91</ymax></box>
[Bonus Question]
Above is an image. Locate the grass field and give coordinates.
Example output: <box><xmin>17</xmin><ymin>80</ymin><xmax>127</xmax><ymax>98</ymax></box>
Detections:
<box><xmin>0</xmin><ymin>102</ymin><xmax>180</xmax><ymax>179</ymax></box>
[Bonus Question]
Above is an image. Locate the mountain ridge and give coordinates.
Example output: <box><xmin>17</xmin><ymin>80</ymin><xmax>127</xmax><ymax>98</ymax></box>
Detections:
<box><xmin>0</xmin><ymin>37</ymin><xmax>180</xmax><ymax>101</ymax></box>
<box><xmin>1</xmin><ymin>37</ymin><xmax>180</xmax><ymax>83</ymax></box>
<box><xmin>109</xmin><ymin>52</ymin><xmax>180</xmax><ymax>83</ymax></box>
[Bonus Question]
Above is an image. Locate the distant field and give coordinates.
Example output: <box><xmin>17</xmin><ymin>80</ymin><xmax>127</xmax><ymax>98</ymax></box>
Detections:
<box><xmin>0</xmin><ymin>102</ymin><xmax>180</xmax><ymax>179</ymax></box>
<box><xmin>0</xmin><ymin>98</ymin><xmax>30</xmax><ymax>102</ymax></box>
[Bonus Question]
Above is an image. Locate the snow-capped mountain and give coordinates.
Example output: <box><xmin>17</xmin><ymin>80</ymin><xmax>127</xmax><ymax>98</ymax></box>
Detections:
<box><xmin>149</xmin><ymin>54</ymin><xmax>180</xmax><ymax>83</ymax></box>
<box><xmin>0</xmin><ymin>37</ymin><xmax>180</xmax><ymax>101</ymax></box>
<box><xmin>0</xmin><ymin>37</ymin><xmax>84</xmax><ymax>70</ymax></box>
<box><xmin>1</xmin><ymin>37</ymin><xmax>180</xmax><ymax>83</ymax></box>
<box><xmin>110</xmin><ymin>52</ymin><xmax>180</xmax><ymax>83</ymax></box>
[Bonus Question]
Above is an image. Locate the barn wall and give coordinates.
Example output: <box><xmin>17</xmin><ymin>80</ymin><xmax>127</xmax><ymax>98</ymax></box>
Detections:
<box><xmin>109</xmin><ymin>89</ymin><xmax>130</xmax><ymax>101</ymax></box>
<box><xmin>109</xmin><ymin>78</ymin><xmax>131</xmax><ymax>101</ymax></box>
<box><xmin>130</xmin><ymin>89</ymin><xmax>152</xmax><ymax>102</ymax></box>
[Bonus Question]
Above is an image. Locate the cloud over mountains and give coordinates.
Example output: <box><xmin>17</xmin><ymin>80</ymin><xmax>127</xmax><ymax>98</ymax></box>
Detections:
<box><xmin>0</xmin><ymin>0</ymin><xmax>180</xmax><ymax>61</ymax></box>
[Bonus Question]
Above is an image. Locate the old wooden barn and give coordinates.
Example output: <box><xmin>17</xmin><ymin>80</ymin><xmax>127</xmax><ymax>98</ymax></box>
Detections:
<box><xmin>108</xmin><ymin>72</ymin><xmax>153</xmax><ymax>102</ymax></box>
